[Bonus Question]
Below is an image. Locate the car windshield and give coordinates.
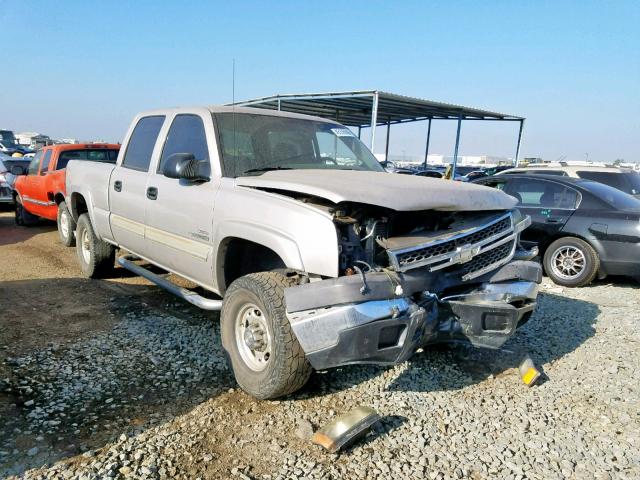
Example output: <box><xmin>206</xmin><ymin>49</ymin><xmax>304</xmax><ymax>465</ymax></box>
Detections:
<box><xmin>580</xmin><ymin>180</ymin><xmax>640</xmax><ymax>210</ymax></box>
<box><xmin>214</xmin><ymin>113</ymin><xmax>384</xmax><ymax>177</ymax></box>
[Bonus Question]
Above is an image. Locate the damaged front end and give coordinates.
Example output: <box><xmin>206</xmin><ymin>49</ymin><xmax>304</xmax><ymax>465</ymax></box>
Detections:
<box><xmin>285</xmin><ymin>206</ymin><xmax>540</xmax><ymax>370</ymax></box>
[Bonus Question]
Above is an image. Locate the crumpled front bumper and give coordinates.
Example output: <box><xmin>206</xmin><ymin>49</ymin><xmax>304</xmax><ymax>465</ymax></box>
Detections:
<box><xmin>285</xmin><ymin>260</ymin><xmax>541</xmax><ymax>371</ymax></box>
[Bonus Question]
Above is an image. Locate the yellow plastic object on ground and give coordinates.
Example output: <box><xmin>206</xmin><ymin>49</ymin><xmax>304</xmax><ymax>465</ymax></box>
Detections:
<box><xmin>519</xmin><ymin>355</ymin><xmax>541</xmax><ymax>387</ymax></box>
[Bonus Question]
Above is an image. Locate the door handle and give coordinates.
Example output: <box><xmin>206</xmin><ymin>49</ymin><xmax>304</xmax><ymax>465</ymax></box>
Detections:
<box><xmin>113</xmin><ymin>180</ymin><xmax>122</xmax><ymax>192</ymax></box>
<box><xmin>546</xmin><ymin>217</ymin><xmax>563</xmax><ymax>224</ymax></box>
<box><xmin>146</xmin><ymin>186</ymin><xmax>158</xmax><ymax>200</ymax></box>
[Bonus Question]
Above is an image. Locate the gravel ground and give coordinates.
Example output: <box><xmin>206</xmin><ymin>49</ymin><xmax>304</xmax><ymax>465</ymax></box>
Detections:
<box><xmin>1</xmin><ymin>277</ymin><xmax>638</xmax><ymax>480</ymax></box>
<box><xmin>1</xmin><ymin>212</ymin><xmax>639</xmax><ymax>479</ymax></box>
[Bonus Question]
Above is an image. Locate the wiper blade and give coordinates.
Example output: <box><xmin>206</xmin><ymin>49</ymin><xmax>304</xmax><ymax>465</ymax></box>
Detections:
<box><xmin>241</xmin><ymin>166</ymin><xmax>293</xmax><ymax>175</ymax></box>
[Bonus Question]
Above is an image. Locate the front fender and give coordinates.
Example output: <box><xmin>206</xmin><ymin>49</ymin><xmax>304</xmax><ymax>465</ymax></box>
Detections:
<box><xmin>213</xmin><ymin>183</ymin><xmax>340</xmax><ymax>278</ymax></box>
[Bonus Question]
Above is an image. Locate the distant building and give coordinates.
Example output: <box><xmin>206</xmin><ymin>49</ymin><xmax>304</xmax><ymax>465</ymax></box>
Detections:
<box><xmin>15</xmin><ymin>132</ymin><xmax>52</xmax><ymax>149</ymax></box>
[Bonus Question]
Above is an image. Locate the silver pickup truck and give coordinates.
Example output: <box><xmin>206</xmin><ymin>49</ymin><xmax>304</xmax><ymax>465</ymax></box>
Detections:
<box><xmin>66</xmin><ymin>106</ymin><xmax>541</xmax><ymax>399</ymax></box>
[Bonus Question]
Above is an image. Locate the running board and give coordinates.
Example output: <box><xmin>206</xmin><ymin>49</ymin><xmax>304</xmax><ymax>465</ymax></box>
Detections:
<box><xmin>117</xmin><ymin>255</ymin><xmax>223</xmax><ymax>311</ymax></box>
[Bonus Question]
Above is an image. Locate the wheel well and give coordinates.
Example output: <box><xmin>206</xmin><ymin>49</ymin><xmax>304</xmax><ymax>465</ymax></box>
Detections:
<box><xmin>219</xmin><ymin>237</ymin><xmax>286</xmax><ymax>293</ymax></box>
<box><xmin>70</xmin><ymin>193</ymin><xmax>88</xmax><ymax>220</ymax></box>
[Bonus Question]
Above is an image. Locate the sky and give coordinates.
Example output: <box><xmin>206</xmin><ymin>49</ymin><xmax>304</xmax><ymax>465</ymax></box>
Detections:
<box><xmin>1</xmin><ymin>1</ymin><xmax>638</xmax><ymax>162</ymax></box>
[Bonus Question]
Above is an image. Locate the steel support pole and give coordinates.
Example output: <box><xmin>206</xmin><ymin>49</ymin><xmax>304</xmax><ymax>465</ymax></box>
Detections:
<box><xmin>384</xmin><ymin>118</ymin><xmax>391</xmax><ymax>161</ymax></box>
<box><xmin>277</xmin><ymin>99</ymin><xmax>281</xmax><ymax>111</ymax></box>
<box><xmin>357</xmin><ymin>126</ymin><xmax>362</xmax><ymax>139</ymax></box>
<box><xmin>370</xmin><ymin>92</ymin><xmax>379</xmax><ymax>151</ymax></box>
<box><xmin>423</xmin><ymin>118</ymin><xmax>432</xmax><ymax>169</ymax></box>
<box><xmin>451</xmin><ymin>114</ymin><xmax>462</xmax><ymax>179</ymax></box>
<box><xmin>514</xmin><ymin>119</ymin><xmax>525</xmax><ymax>167</ymax></box>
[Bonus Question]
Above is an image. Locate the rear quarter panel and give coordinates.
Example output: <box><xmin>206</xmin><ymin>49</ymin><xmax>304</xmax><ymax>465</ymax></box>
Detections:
<box><xmin>560</xmin><ymin>209</ymin><xmax>640</xmax><ymax>274</ymax></box>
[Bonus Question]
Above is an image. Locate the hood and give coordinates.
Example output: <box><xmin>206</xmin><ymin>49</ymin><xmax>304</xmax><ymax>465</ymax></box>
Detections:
<box><xmin>235</xmin><ymin>169</ymin><xmax>517</xmax><ymax>211</ymax></box>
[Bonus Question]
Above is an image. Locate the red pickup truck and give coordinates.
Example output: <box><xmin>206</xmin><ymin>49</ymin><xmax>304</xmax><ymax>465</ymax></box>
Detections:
<box><xmin>14</xmin><ymin>143</ymin><xmax>120</xmax><ymax>245</ymax></box>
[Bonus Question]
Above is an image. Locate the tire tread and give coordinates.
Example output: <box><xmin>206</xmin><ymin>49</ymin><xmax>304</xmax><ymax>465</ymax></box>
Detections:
<box><xmin>222</xmin><ymin>271</ymin><xmax>311</xmax><ymax>399</ymax></box>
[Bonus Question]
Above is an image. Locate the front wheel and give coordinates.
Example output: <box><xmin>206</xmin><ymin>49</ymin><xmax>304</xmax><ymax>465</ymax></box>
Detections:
<box><xmin>57</xmin><ymin>201</ymin><xmax>76</xmax><ymax>247</ymax></box>
<box><xmin>543</xmin><ymin>237</ymin><xmax>599</xmax><ymax>287</ymax></box>
<box><xmin>221</xmin><ymin>272</ymin><xmax>312</xmax><ymax>399</ymax></box>
<box><xmin>75</xmin><ymin>214</ymin><xmax>115</xmax><ymax>278</ymax></box>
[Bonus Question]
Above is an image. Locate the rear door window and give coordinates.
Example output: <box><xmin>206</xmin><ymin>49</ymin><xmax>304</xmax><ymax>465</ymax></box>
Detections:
<box><xmin>158</xmin><ymin>115</ymin><xmax>209</xmax><ymax>173</ymax></box>
<box><xmin>122</xmin><ymin>116</ymin><xmax>165</xmax><ymax>172</ymax></box>
<box><xmin>506</xmin><ymin>178</ymin><xmax>579</xmax><ymax>209</ymax></box>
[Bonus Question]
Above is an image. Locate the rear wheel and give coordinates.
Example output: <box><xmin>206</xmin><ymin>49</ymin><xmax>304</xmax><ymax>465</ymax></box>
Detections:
<box><xmin>221</xmin><ymin>272</ymin><xmax>312</xmax><ymax>399</ymax></box>
<box><xmin>57</xmin><ymin>201</ymin><xmax>76</xmax><ymax>247</ymax></box>
<box><xmin>75</xmin><ymin>214</ymin><xmax>115</xmax><ymax>278</ymax></box>
<box><xmin>14</xmin><ymin>198</ymin><xmax>38</xmax><ymax>226</ymax></box>
<box><xmin>543</xmin><ymin>237</ymin><xmax>599</xmax><ymax>287</ymax></box>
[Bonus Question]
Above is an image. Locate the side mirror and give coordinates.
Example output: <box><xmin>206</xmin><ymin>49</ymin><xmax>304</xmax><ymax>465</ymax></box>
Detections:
<box><xmin>10</xmin><ymin>165</ymin><xmax>26</xmax><ymax>175</ymax></box>
<box><xmin>163</xmin><ymin>153</ymin><xmax>209</xmax><ymax>182</ymax></box>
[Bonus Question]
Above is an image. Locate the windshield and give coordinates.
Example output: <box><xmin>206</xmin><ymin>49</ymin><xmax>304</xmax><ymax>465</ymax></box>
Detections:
<box><xmin>580</xmin><ymin>180</ymin><xmax>640</xmax><ymax>210</ymax></box>
<box><xmin>214</xmin><ymin>113</ymin><xmax>384</xmax><ymax>177</ymax></box>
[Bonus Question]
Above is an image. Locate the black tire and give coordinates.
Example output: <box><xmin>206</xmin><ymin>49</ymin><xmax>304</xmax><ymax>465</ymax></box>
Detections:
<box><xmin>543</xmin><ymin>237</ymin><xmax>599</xmax><ymax>287</ymax></box>
<box><xmin>75</xmin><ymin>213</ymin><xmax>115</xmax><ymax>278</ymax></box>
<box><xmin>57</xmin><ymin>201</ymin><xmax>76</xmax><ymax>247</ymax></box>
<box><xmin>221</xmin><ymin>272</ymin><xmax>312</xmax><ymax>399</ymax></box>
<box><xmin>14</xmin><ymin>198</ymin><xmax>38</xmax><ymax>226</ymax></box>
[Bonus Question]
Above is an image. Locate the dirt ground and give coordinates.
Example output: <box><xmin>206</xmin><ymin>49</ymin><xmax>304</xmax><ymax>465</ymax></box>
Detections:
<box><xmin>0</xmin><ymin>209</ymin><xmax>188</xmax><ymax>356</ymax></box>
<box><xmin>0</xmin><ymin>210</ymin><xmax>227</xmax><ymax>475</ymax></box>
<box><xmin>1</xmin><ymin>209</ymin><xmax>638</xmax><ymax>479</ymax></box>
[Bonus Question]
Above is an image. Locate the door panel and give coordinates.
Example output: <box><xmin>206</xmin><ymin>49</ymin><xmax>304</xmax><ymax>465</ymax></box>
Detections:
<box><xmin>503</xmin><ymin>178</ymin><xmax>578</xmax><ymax>249</ymax></box>
<box><xmin>109</xmin><ymin>115</ymin><xmax>165</xmax><ymax>254</ymax></box>
<box><xmin>144</xmin><ymin>113</ymin><xmax>218</xmax><ymax>288</ymax></box>
<box><xmin>21</xmin><ymin>150</ymin><xmax>49</xmax><ymax>217</ymax></box>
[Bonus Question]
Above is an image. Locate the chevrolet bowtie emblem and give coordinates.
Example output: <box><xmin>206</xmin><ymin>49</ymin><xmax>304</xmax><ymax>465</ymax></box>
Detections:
<box><xmin>455</xmin><ymin>244</ymin><xmax>481</xmax><ymax>263</ymax></box>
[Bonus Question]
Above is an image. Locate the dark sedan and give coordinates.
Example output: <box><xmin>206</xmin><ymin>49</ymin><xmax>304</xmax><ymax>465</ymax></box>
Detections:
<box><xmin>475</xmin><ymin>174</ymin><xmax>640</xmax><ymax>287</ymax></box>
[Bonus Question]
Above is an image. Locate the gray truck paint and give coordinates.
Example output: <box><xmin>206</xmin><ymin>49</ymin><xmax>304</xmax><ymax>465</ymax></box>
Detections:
<box><xmin>66</xmin><ymin>105</ymin><xmax>540</xmax><ymax>371</ymax></box>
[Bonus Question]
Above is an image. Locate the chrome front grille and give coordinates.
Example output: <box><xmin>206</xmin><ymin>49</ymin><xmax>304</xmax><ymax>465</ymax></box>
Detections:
<box><xmin>459</xmin><ymin>239</ymin><xmax>516</xmax><ymax>281</ymax></box>
<box><xmin>387</xmin><ymin>212</ymin><xmax>517</xmax><ymax>279</ymax></box>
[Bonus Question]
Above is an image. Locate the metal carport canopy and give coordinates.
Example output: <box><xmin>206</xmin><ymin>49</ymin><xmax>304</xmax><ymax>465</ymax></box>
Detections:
<box><xmin>230</xmin><ymin>90</ymin><xmax>526</xmax><ymax>173</ymax></box>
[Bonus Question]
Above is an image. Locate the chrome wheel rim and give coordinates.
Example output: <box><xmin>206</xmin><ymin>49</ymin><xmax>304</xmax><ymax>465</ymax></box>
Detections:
<box><xmin>235</xmin><ymin>303</ymin><xmax>272</xmax><ymax>372</ymax></box>
<box><xmin>551</xmin><ymin>246</ymin><xmax>586</xmax><ymax>280</ymax></box>
<box><xmin>60</xmin><ymin>211</ymin><xmax>69</xmax><ymax>239</ymax></box>
<box><xmin>81</xmin><ymin>229</ymin><xmax>91</xmax><ymax>264</ymax></box>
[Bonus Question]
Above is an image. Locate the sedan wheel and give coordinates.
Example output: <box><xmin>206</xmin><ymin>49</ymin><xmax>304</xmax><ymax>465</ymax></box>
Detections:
<box><xmin>543</xmin><ymin>237</ymin><xmax>599</xmax><ymax>287</ymax></box>
<box><xmin>550</xmin><ymin>246</ymin><xmax>586</xmax><ymax>280</ymax></box>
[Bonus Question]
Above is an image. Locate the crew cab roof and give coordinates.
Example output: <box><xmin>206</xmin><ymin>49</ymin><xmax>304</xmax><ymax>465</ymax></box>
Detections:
<box><xmin>134</xmin><ymin>105</ymin><xmax>338</xmax><ymax>124</ymax></box>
